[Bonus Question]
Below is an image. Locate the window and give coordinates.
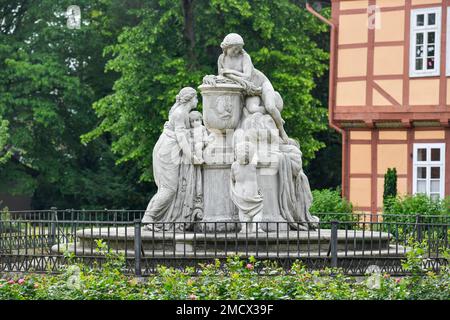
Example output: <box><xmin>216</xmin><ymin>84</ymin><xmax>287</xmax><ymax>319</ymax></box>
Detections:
<box><xmin>413</xmin><ymin>143</ymin><xmax>445</xmax><ymax>200</ymax></box>
<box><xmin>410</xmin><ymin>7</ymin><xmax>441</xmax><ymax>77</ymax></box>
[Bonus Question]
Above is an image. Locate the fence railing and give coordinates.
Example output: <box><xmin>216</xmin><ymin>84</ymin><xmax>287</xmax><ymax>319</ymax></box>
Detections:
<box><xmin>0</xmin><ymin>210</ymin><xmax>448</xmax><ymax>276</ymax></box>
<box><xmin>3</xmin><ymin>209</ymin><xmax>450</xmax><ymax>223</ymax></box>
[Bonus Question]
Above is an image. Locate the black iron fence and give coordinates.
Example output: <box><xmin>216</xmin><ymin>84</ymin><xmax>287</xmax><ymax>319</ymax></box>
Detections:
<box><xmin>0</xmin><ymin>210</ymin><xmax>448</xmax><ymax>276</ymax></box>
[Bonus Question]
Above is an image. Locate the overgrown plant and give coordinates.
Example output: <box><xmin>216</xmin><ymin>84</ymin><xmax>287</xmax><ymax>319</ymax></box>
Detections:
<box><xmin>1</xmin><ymin>241</ymin><xmax>449</xmax><ymax>300</ymax></box>
<box><xmin>383</xmin><ymin>194</ymin><xmax>449</xmax><ymax>240</ymax></box>
<box><xmin>0</xmin><ymin>207</ymin><xmax>19</xmax><ymax>234</ymax></box>
<box><xmin>383</xmin><ymin>168</ymin><xmax>397</xmax><ymax>211</ymax></box>
<box><xmin>0</xmin><ymin>117</ymin><xmax>11</xmax><ymax>165</ymax></box>
<box><xmin>310</xmin><ymin>188</ymin><xmax>356</xmax><ymax>228</ymax></box>
<box><xmin>384</xmin><ymin>194</ymin><xmax>448</xmax><ymax>219</ymax></box>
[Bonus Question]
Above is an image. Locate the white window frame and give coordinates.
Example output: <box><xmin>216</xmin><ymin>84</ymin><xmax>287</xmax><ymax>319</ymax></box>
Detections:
<box><xmin>410</xmin><ymin>7</ymin><xmax>441</xmax><ymax>77</ymax></box>
<box><xmin>412</xmin><ymin>143</ymin><xmax>445</xmax><ymax>200</ymax></box>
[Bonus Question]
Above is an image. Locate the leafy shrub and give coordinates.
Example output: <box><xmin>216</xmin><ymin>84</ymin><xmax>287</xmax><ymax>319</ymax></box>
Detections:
<box><xmin>383</xmin><ymin>194</ymin><xmax>450</xmax><ymax>241</ymax></box>
<box><xmin>310</xmin><ymin>188</ymin><xmax>356</xmax><ymax>226</ymax></box>
<box><xmin>0</xmin><ymin>208</ymin><xmax>20</xmax><ymax>234</ymax></box>
<box><xmin>310</xmin><ymin>188</ymin><xmax>353</xmax><ymax>214</ymax></box>
<box><xmin>384</xmin><ymin>194</ymin><xmax>448</xmax><ymax>218</ymax></box>
<box><xmin>1</xmin><ymin>242</ymin><xmax>449</xmax><ymax>300</ymax></box>
<box><xmin>383</xmin><ymin>168</ymin><xmax>397</xmax><ymax>209</ymax></box>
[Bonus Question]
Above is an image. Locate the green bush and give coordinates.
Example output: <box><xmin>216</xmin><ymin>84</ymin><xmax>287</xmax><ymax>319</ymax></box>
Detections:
<box><xmin>383</xmin><ymin>194</ymin><xmax>450</xmax><ymax>241</ymax></box>
<box><xmin>1</xmin><ymin>242</ymin><xmax>449</xmax><ymax>300</ymax></box>
<box><xmin>0</xmin><ymin>208</ymin><xmax>20</xmax><ymax>234</ymax></box>
<box><xmin>384</xmin><ymin>194</ymin><xmax>449</xmax><ymax>221</ymax></box>
<box><xmin>310</xmin><ymin>188</ymin><xmax>356</xmax><ymax>225</ymax></box>
<box><xmin>383</xmin><ymin>168</ymin><xmax>397</xmax><ymax>209</ymax></box>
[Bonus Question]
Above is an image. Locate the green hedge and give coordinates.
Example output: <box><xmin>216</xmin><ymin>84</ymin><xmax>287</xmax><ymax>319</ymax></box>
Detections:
<box><xmin>381</xmin><ymin>194</ymin><xmax>449</xmax><ymax>241</ymax></box>
<box><xmin>310</xmin><ymin>188</ymin><xmax>356</xmax><ymax>225</ymax></box>
<box><xmin>1</xmin><ymin>242</ymin><xmax>448</xmax><ymax>300</ymax></box>
<box><xmin>384</xmin><ymin>194</ymin><xmax>449</xmax><ymax>215</ymax></box>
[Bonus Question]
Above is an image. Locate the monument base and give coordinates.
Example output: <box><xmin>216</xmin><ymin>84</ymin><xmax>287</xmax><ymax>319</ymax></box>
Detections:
<box><xmin>202</xmin><ymin>164</ymin><xmax>240</xmax><ymax>232</ymax></box>
<box><xmin>54</xmin><ymin>227</ymin><xmax>406</xmax><ymax>259</ymax></box>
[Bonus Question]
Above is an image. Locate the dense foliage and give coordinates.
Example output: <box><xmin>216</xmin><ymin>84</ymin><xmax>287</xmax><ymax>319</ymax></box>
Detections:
<box><xmin>0</xmin><ymin>0</ymin><xmax>337</xmax><ymax>209</ymax></box>
<box><xmin>384</xmin><ymin>194</ymin><xmax>449</xmax><ymax>219</ymax></box>
<box><xmin>382</xmin><ymin>194</ymin><xmax>449</xmax><ymax>240</ymax></box>
<box><xmin>81</xmin><ymin>0</ymin><xmax>330</xmax><ymax>182</ymax></box>
<box><xmin>383</xmin><ymin>168</ymin><xmax>397</xmax><ymax>209</ymax></box>
<box><xmin>0</xmin><ymin>0</ymin><xmax>154</xmax><ymax>209</ymax></box>
<box><xmin>0</xmin><ymin>242</ymin><xmax>448</xmax><ymax>300</ymax></box>
<box><xmin>0</xmin><ymin>116</ymin><xmax>10</xmax><ymax>165</ymax></box>
<box><xmin>305</xmin><ymin>129</ymin><xmax>342</xmax><ymax>190</ymax></box>
<box><xmin>309</xmin><ymin>188</ymin><xmax>355</xmax><ymax>223</ymax></box>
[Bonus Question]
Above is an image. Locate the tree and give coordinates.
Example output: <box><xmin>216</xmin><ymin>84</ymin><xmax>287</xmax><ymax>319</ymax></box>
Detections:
<box><xmin>82</xmin><ymin>0</ymin><xmax>330</xmax><ymax>183</ymax></box>
<box><xmin>305</xmin><ymin>128</ymin><xmax>341</xmax><ymax>190</ymax></box>
<box><xmin>0</xmin><ymin>117</ymin><xmax>11</xmax><ymax>165</ymax></box>
<box><xmin>0</xmin><ymin>0</ymin><xmax>337</xmax><ymax>210</ymax></box>
<box><xmin>302</xmin><ymin>3</ymin><xmax>342</xmax><ymax>190</ymax></box>
<box><xmin>383</xmin><ymin>168</ymin><xmax>397</xmax><ymax>210</ymax></box>
<box><xmin>0</xmin><ymin>0</ymin><xmax>152</xmax><ymax>209</ymax></box>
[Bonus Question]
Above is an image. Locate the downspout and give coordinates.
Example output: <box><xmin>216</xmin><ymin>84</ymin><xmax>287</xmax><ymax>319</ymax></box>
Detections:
<box><xmin>306</xmin><ymin>2</ymin><xmax>342</xmax><ymax>134</ymax></box>
<box><xmin>307</xmin><ymin>3</ymin><xmax>348</xmax><ymax>200</ymax></box>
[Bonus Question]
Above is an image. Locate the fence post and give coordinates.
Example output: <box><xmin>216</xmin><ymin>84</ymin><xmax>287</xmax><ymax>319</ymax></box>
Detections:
<box><xmin>416</xmin><ymin>214</ymin><xmax>422</xmax><ymax>243</ymax></box>
<box><xmin>445</xmin><ymin>223</ymin><xmax>448</xmax><ymax>249</ymax></box>
<box><xmin>70</xmin><ymin>209</ymin><xmax>75</xmax><ymax>243</ymax></box>
<box><xmin>134</xmin><ymin>219</ymin><xmax>142</xmax><ymax>276</ymax></box>
<box><xmin>50</xmin><ymin>207</ymin><xmax>57</xmax><ymax>247</ymax></box>
<box><xmin>330</xmin><ymin>221</ymin><xmax>338</xmax><ymax>269</ymax></box>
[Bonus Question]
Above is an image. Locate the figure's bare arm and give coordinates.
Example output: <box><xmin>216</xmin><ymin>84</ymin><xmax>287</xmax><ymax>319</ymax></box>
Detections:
<box><xmin>204</xmin><ymin>128</ymin><xmax>214</xmax><ymax>146</ymax></box>
<box><xmin>173</xmin><ymin>112</ymin><xmax>193</xmax><ymax>160</ymax></box>
<box><xmin>221</xmin><ymin>53</ymin><xmax>253</xmax><ymax>81</ymax></box>
<box><xmin>218</xmin><ymin>54</ymin><xmax>225</xmax><ymax>76</ymax></box>
<box><xmin>241</xmin><ymin>53</ymin><xmax>253</xmax><ymax>80</ymax></box>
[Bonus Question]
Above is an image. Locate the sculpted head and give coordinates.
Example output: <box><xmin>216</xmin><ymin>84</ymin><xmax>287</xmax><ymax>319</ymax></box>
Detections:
<box><xmin>221</xmin><ymin>33</ymin><xmax>244</xmax><ymax>56</ymax></box>
<box><xmin>189</xmin><ymin>111</ymin><xmax>203</xmax><ymax>128</ymax></box>
<box><xmin>176</xmin><ymin>87</ymin><xmax>198</xmax><ymax>109</ymax></box>
<box><xmin>235</xmin><ymin>141</ymin><xmax>256</xmax><ymax>165</ymax></box>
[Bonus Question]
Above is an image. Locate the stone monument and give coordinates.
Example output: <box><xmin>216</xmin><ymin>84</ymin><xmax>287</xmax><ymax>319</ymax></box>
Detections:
<box><xmin>55</xmin><ymin>34</ymin><xmax>399</xmax><ymax>266</ymax></box>
<box><xmin>141</xmin><ymin>33</ymin><xmax>319</xmax><ymax>233</ymax></box>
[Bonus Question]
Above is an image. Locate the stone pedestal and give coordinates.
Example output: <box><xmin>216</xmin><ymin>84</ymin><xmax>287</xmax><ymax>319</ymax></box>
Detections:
<box><xmin>57</xmin><ymin>227</ymin><xmax>399</xmax><ymax>259</ymax></box>
<box><xmin>257</xmin><ymin>166</ymin><xmax>288</xmax><ymax>232</ymax></box>
<box><xmin>202</xmin><ymin>164</ymin><xmax>239</xmax><ymax>232</ymax></box>
<box><xmin>199</xmin><ymin>84</ymin><xmax>244</xmax><ymax>231</ymax></box>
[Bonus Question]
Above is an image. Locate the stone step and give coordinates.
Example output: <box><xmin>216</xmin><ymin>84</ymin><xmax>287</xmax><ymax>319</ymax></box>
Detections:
<box><xmin>51</xmin><ymin>227</ymin><xmax>400</xmax><ymax>256</ymax></box>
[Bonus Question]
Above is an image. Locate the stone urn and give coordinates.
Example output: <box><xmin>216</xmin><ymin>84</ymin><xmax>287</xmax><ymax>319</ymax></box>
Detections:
<box><xmin>199</xmin><ymin>83</ymin><xmax>243</xmax><ymax>165</ymax></box>
<box><xmin>198</xmin><ymin>83</ymin><xmax>244</xmax><ymax>231</ymax></box>
<box><xmin>200</xmin><ymin>83</ymin><xmax>243</xmax><ymax>131</ymax></box>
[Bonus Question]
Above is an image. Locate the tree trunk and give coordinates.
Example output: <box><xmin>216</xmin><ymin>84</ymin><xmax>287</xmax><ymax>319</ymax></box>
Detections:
<box><xmin>181</xmin><ymin>0</ymin><xmax>196</xmax><ymax>68</ymax></box>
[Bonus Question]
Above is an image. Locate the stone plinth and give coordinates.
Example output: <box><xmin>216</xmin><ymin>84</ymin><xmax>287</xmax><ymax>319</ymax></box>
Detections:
<box><xmin>199</xmin><ymin>84</ymin><xmax>244</xmax><ymax>231</ymax></box>
<box><xmin>54</xmin><ymin>227</ymin><xmax>404</xmax><ymax>259</ymax></box>
<box><xmin>256</xmin><ymin>166</ymin><xmax>288</xmax><ymax>232</ymax></box>
<box><xmin>202</xmin><ymin>164</ymin><xmax>240</xmax><ymax>232</ymax></box>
